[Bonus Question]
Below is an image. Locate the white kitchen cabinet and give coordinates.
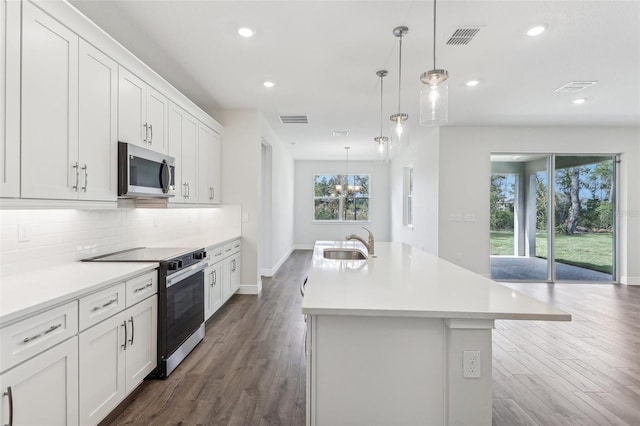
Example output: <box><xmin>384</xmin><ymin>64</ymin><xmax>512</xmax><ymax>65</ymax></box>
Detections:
<box><xmin>0</xmin><ymin>337</ymin><xmax>79</xmax><ymax>426</ymax></box>
<box><xmin>79</xmin><ymin>309</ymin><xmax>126</xmax><ymax>425</ymax></box>
<box><xmin>222</xmin><ymin>252</ymin><xmax>241</xmax><ymax>301</ymax></box>
<box><xmin>119</xmin><ymin>66</ymin><xmax>168</xmax><ymax>154</ymax></box>
<box><xmin>197</xmin><ymin>123</ymin><xmax>221</xmax><ymax>204</ymax></box>
<box><xmin>20</xmin><ymin>1</ymin><xmax>79</xmax><ymax>199</ymax></box>
<box><xmin>21</xmin><ymin>2</ymin><xmax>117</xmax><ymax>202</ymax></box>
<box><xmin>124</xmin><ymin>294</ymin><xmax>157</xmax><ymax>394</ymax></box>
<box><xmin>79</xmin><ymin>292</ymin><xmax>157</xmax><ymax>425</ymax></box>
<box><xmin>0</xmin><ymin>0</ymin><xmax>20</xmax><ymax>198</ymax></box>
<box><xmin>168</xmin><ymin>102</ymin><xmax>198</xmax><ymax>202</ymax></box>
<box><xmin>78</xmin><ymin>40</ymin><xmax>118</xmax><ymax>201</ymax></box>
<box><xmin>204</xmin><ymin>262</ymin><xmax>223</xmax><ymax>321</ymax></box>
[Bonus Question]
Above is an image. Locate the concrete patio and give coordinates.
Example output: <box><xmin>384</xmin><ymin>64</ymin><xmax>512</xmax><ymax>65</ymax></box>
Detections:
<box><xmin>490</xmin><ymin>255</ymin><xmax>613</xmax><ymax>281</ymax></box>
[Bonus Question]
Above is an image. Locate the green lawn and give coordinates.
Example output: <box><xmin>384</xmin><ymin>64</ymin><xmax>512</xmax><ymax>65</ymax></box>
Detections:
<box><xmin>490</xmin><ymin>230</ymin><xmax>613</xmax><ymax>274</ymax></box>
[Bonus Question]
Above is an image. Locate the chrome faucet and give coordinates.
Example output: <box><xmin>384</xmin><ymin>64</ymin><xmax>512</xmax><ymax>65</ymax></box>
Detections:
<box><xmin>345</xmin><ymin>227</ymin><xmax>374</xmax><ymax>255</ymax></box>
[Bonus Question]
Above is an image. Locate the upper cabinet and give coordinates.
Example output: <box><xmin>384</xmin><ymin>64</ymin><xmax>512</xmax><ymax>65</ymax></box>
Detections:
<box><xmin>21</xmin><ymin>1</ymin><xmax>80</xmax><ymax>200</ymax></box>
<box><xmin>168</xmin><ymin>102</ymin><xmax>198</xmax><ymax>203</ymax></box>
<box><xmin>119</xmin><ymin>67</ymin><xmax>168</xmax><ymax>154</ymax></box>
<box><xmin>21</xmin><ymin>1</ymin><xmax>117</xmax><ymax>202</ymax></box>
<box><xmin>0</xmin><ymin>0</ymin><xmax>20</xmax><ymax>198</ymax></box>
<box><xmin>197</xmin><ymin>124</ymin><xmax>221</xmax><ymax>204</ymax></box>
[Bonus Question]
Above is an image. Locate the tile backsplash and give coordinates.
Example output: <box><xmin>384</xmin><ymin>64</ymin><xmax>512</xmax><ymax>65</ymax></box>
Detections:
<box><xmin>0</xmin><ymin>205</ymin><xmax>241</xmax><ymax>276</ymax></box>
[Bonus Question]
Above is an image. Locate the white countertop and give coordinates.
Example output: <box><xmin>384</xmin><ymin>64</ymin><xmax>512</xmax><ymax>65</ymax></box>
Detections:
<box><xmin>302</xmin><ymin>241</ymin><xmax>571</xmax><ymax>321</ymax></box>
<box><xmin>0</xmin><ymin>234</ymin><xmax>241</xmax><ymax>326</ymax></box>
<box><xmin>0</xmin><ymin>262</ymin><xmax>158</xmax><ymax>325</ymax></box>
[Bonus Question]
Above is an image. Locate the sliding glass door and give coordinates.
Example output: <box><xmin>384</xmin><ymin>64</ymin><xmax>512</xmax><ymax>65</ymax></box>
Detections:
<box><xmin>490</xmin><ymin>154</ymin><xmax>616</xmax><ymax>282</ymax></box>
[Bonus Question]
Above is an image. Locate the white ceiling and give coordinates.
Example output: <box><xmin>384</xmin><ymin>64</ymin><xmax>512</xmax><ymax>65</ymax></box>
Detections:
<box><xmin>70</xmin><ymin>0</ymin><xmax>640</xmax><ymax>160</ymax></box>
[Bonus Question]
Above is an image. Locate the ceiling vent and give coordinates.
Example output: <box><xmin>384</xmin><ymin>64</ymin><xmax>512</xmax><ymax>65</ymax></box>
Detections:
<box><xmin>446</xmin><ymin>28</ymin><xmax>481</xmax><ymax>45</ymax></box>
<box><xmin>279</xmin><ymin>115</ymin><xmax>309</xmax><ymax>124</ymax></box>
<box><xmin>332</xmin><ymin>130</ymin><xmax>349</xmax><ymax>137</ymax></box>
<box><xmin>554</xmin><ymin>81</ymin><xmax>598</xmax><ymax>92</ymax></box>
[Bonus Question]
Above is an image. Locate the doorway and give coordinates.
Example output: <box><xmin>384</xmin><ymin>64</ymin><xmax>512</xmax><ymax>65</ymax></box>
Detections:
<box><xmin>261</xmin><ymin>140</ymin><xmax>273</xmax><ymax>276</ymax></box>
<box><xmin>490</xmin><ymin>154</ymin><xmax>616</xmax><ymax>282</ymax></box>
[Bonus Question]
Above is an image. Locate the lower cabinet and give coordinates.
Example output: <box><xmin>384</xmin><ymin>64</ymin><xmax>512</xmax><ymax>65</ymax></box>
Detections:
<box><xmin>222</xmin><ymin>253</ymin><xmax>240</xmax><ymax>301</ymax></box>
<box><xmin>79</xmin><ymin>294</ymin><xmax>157</xmax><ymax>425</ymax></box>
<box><xmin>0</xmin><ymin>337</ymin><xmax>79</xmax><ymax>426</ymax></box>
<box><xmin>204</xmin><ymin>262</ymin><xmax>223</xmax><ymax>321</ymax></box>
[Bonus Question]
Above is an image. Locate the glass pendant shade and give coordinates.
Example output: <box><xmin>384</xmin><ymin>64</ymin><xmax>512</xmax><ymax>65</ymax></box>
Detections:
<box><xmin>420</xmin><ymin>78</ymin><xmax>448</xmax><ymax>126</ymax></box>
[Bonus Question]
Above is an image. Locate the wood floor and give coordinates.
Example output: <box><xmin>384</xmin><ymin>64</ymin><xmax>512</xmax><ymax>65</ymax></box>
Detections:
<box><xmin>104</xmin><ymin>250</ymin><xmax>640</xmax><ymax>426</ymax></box>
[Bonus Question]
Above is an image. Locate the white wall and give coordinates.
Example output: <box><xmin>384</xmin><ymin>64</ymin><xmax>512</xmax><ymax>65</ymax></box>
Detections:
<box><xmin>389</xmin><ymin>128</ymin><xmax>440</xmax><ymax>255</ymax></box>
<box><xmin>438</xmin><ymin>127</ymin><xmax>640</xmax><ymax>284</ymax></box>
<box><xmin>260</xmin><ymin>115</ymin><xmax>295</xmax><ymax>276</ymax></box>
<box><xmin>0</xmin><ymin>206</ymin><xmax>241</xmax><ymax>277</ymax></box>
<box><xmin>220</xmin><ymin>109</ymin><xmax>295</xmax><ymax>290</ymax></box>
<box><xmin>294</xmin><ymin>160</ymin><xmax>390</xmax><ymax>248</ymax></box>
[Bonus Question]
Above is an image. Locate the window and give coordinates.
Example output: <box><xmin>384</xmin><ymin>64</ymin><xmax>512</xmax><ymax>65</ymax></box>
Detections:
<box><xmin>403</xmin><ymin>166</ymin><xmax>414</xmax><ymax>227</ymax></box>
<box><xmin>314</xmin><ymin>174</ymin><xmax>370</xmax><ymax>221</ymax></box>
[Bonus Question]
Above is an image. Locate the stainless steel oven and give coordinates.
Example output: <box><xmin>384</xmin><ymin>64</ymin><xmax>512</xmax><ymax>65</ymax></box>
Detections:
<box><xmin>84</xmin><ymin>247</ymin><xmax>207</xmax><ymax>378</ymax></box>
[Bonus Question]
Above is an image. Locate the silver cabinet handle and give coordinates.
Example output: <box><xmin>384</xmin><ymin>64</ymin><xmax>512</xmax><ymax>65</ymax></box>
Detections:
<box><xmin>121</xmin><ymin>321</ymin><xmax>127</xmax><ymax>350</ymax></box>
<box><xmin>81</xmin><ymin>164</ymin><xmax>88</xmax><ymax>192</ymax></box>
<box><xmin>187</xmin><ymin>182</ymin><xmax>190</xmax><ymax>198</ymax></box>
<box><xmin>133</xmin><ymin>282</ymin><xmax>153</xmax><ymax>293</ymax></box>
<box><xmin>149</xmin><ymin>124</ymin><xmax>153</xmax><ymax>144</ymax></box>
<box><xmin>182</xmin><ymin>182</ymin><xmax>187</xmax><ymax>198</ymax></box>
<box><xmin>232</xmin><ymin>259</ymin><xmax>236</xmax><ymax>272</ymax></box>
<box><xmin>3</xmin><ymin>386</ymin><xmax>13</xmax><ymax>426</ymax></box>
<box><xmin>213</xmin><ymin>270</ymin><xmax>217</xmax><ymax>285</ymax></box>
<box><xmin>91</xmin><ymin>298</ymin><xmax>118</xmax><ymax>312</ymax></box>
<box><xmin>143</xmin><ymin>123</ymin><xmax>148</xmax><ymax>143</ymax></box>
<box><xmin>22</xmin><ymin>323</ymin><xmax>62</xmax><ymax>343</ymax></box>
<box><xmin>72</xmin><ymin>162</ymin><xmax>79</xmax><ymax>192</ymax></box>
<box><xmin>128</xmin><ymin>316</ymin><xmax>134</xmax><ymax>346</ymax></box>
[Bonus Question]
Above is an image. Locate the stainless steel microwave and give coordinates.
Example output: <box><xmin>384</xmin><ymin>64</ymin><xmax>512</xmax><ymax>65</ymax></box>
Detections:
<box><xmin>118</xmin><ymin>142</ymin><xmax>175</xmax><ymax>198</ymax></box>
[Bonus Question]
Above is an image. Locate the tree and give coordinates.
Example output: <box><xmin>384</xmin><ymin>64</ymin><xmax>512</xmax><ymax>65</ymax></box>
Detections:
<box><xmin>566</xmin><ymin>167</ymin><xmax>581</xmax><ymax>234</ymax></box>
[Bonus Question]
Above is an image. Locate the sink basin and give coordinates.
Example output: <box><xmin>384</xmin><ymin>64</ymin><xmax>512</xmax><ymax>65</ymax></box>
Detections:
<box><xmin>323</xmin><ymin>248</ymin><xmax>367</xmax><ymax>260</ymax></box>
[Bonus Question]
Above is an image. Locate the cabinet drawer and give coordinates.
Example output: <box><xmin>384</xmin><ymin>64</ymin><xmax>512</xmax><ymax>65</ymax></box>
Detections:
<box><xmin>79</xmin><ymin>283</ymin><xmax>126</xmax><ymax>331</ymax></box>
<box><xmin>0</xmin><ymin>300</ymin><xmax>78</xmax><ymax>373</ymax></box>
<box><xmin>126</xmin><ymin>271</ymin><xmax>157</xmax><ymax>307</ymax></box>
<box><xmin>207</xmin><ymin>245</ymin><xmax>224</xmax><ymax>265</ymax></box>
<box><xmin>224</xmin><ymin>239</ymin><xmax>241</xmax><ymax>257</ymax></box>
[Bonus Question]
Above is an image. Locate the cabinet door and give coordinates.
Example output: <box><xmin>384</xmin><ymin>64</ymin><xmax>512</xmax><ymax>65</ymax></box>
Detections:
<box><xmin>0</xmin><ymin>337</ymin><xmax>79</xmax><ymax>426</ymax></box>
<box><xmin>125</xmin><ymin>295</ymin><xmax>157</xmax><ymax>394</ymax></box>
<box><xmin>168</xmin><ymin>104</ymin><xmax>198</xmax><ymax>202</ymax></box>
<box><xmin>21</xmin><ymin>1</ymin><xmax>79</xmax><ymax>199</ymax></box>
<box><xmin>79</xmin><ymin>312</ymin><xmax>126</xmax><ymax>426</ymax></box>
<box><xmin>204</xmin><ymin>263</ymin><xmax>223</xmax><ymax>321</ymax></box>
<box><xmin>210</xmin><ymin>130</ymin><xmax>222</xmax><ymax>203</ymax></box>
<box><xmin>230</xmin><ymin>254</ymin><xmax>241</xmax><ymax>293</ymax></box>
<box><xmin>78</xmin><ymin>40</ymin><xmax>118</xmax><ymax>201</ymax></box>
<box><xmin>222</xmin><ymin>257</ymin><xmax>233</xmax><ymax>302</ymax></box>
<box><xmin>0</xmin><ymin>0</ymin><xmax>20</xmax><ymax>197</ymax></box>
<box><xmin>146</xmin><ymin>86</ymin><xmax>168</xmax><ymax>154</ymax></box>
<box><xmin>197</xmin><ymin>124</ymin><xmax>220</xmax><ymax>204</ymax></box>
<box><xmin>118</xmin><ymin>67</ymin><xmax>146</xmax><ymax>147</ymax></box>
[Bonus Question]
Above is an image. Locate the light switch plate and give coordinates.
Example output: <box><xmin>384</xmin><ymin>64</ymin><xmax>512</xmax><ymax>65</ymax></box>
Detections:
<box><xmin>18</xmin><ymin>223</ymin><xmax>29</xmax><ymax>242</ymax></box>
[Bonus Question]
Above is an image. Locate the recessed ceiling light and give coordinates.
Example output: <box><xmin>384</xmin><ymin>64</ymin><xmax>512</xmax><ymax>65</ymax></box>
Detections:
<box><xmin>263</xmin><ymin>81</ymin><xmax>275</xmax><ymax>88</ymax></box>
<box><xmin>238</xmin><ymin>27</ymin><xmax>254</xmax><ymax>38</ymax></box>
<box><xmin>526</xmin><ymin>25</ymin><xmax>546</xmax><ymax>36</ymax></box>
<box><xmin>572</xmin><ymin>98</ymin><xmax>587</xmax><ymax>105</ymax></box>
<box><xmin>466</xmin><ymin>80</ymin><xmax>479</xmax><ymax>87</ymax></box>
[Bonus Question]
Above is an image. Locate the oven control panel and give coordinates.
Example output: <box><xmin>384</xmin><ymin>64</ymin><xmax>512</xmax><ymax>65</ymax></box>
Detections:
<box><xmin>166</xmin><ymin>249</ymin><xmax>207</xmax><ymax>275</ymax></box>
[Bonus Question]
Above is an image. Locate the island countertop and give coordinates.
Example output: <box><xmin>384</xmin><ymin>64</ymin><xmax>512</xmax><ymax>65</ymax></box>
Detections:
<box><xmin>301</xmin><ymin>241</ymin><xmax>571</xmax><ymax>321</ymax></box>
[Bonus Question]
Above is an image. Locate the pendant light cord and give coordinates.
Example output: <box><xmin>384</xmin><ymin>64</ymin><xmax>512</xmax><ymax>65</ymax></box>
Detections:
<box><xmin>398</xmin><ymin>35</ymin><xmax>403</xmax><ymax>114</ymax></box>
<box><xmin>379</xmin><ymin>75</ymin><xmax>384</xmax><ymax>136</ymax></box>
<box><xmin>433</xmin><ymin>0</ymin><xmax>437</xmax><ymax>69</ymax></box>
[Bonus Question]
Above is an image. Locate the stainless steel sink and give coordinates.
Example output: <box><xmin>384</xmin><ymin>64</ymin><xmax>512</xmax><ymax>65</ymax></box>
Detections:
<box><xmin>323</xmin><ymin>248</ymin><xmax>367</xmax><ymax>260</ymax></box>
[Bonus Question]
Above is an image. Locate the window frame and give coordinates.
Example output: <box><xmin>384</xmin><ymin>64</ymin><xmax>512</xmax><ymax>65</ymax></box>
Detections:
<box><xmin>312</xmin><ymin>172</ymin><xmax>372</xmax><ymax>223</ymax></box>
<box><xmin>403</xmin><ymin>166</ymin><xmax>414</xmax><ymax>228</ymax></box>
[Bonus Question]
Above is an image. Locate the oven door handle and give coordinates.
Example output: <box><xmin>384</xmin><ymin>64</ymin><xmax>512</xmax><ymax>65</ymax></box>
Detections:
<box><xmin>166</xmin><ymin>261</ymin><xmax>207</xmax><ymax>288</ymax></box>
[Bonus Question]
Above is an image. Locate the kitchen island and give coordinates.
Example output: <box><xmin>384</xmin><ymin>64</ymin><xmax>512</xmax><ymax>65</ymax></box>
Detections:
<box><xmin>301</xmin><ymin>241</ymin><xmax>571</xmax><ymax>426</ymax></box>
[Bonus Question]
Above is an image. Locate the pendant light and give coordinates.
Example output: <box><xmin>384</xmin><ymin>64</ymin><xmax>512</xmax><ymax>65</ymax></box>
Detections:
<box><xmin>374</xmin><ymin>70</ymin><xmax>389</xmax><ymax>162</ymax></box>
<box><xmin>390</xmin><ymin>26</ymin><xmax>409</xmax><ymax>148</ymax></box>
<box><xmin>420</xmin><ymin>0</ymin><xmax>449</xmax><ymax>126</ymax></box>
<box><xmin>335</xmin><ymin>147</ymin><xmax>360</xmax><ymax>197</ymax></box>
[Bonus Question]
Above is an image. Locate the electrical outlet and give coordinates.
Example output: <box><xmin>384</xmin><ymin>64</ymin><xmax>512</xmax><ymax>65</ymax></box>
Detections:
<box><xmin>463</xmin><ymin>350</ymin><xmax>481</xmax><ymax>378</ymax></box>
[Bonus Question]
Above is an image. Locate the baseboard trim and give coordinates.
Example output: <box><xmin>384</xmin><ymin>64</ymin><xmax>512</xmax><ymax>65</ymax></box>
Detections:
<box><xmin>620</xmin><ymin>276</ymin><xmax>640</xmax><ymax>285</ymax></box>
<box><xmin>294</xmin><ymin>244</ymin><xmax>314</xmax><ymax>250</ymax></box>
<box><xmin>262</xmin><ymin>247</ymin><xmax>294</xmax><ymax>277</ymax></box>
<box><xmin>238</xmin><ymin>279</ymin><xmax>262</xmax><ymax>295</ymax></box>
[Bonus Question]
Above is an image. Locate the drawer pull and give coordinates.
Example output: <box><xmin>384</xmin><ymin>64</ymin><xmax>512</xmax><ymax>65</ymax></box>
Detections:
<box><xmin>91</xmin><ymin>298</ymin><xmax>118</xmax><ymax>312</ymax></box>
<box><xmin>133</xmin><ymin>282</ymin><xmax>153</xmax><ymax>293</ymax></box>
<box><xmin>22</xmin><ymin>323</ymin><xmax>62</xmax><ymax>343</ymax></box>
